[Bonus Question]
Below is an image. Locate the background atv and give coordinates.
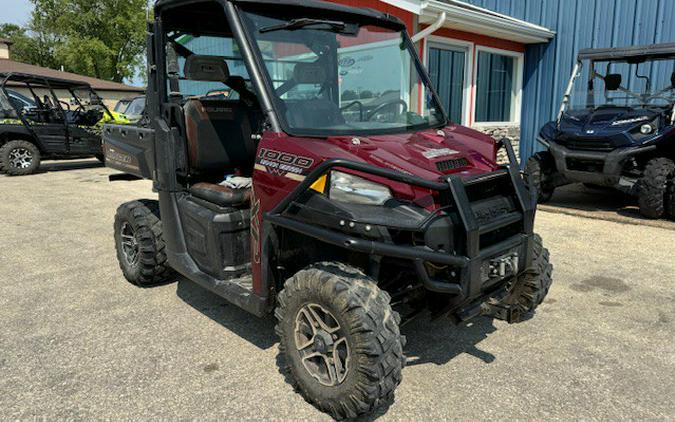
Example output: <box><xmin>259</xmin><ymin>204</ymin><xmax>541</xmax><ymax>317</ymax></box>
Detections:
<box><xmin>528</xmin><ymin>43</ymin><xmax>675</xmax><ymax>220</ymax></box>
<box><xmin>0</xmin><ymin>72</ymin><xmax>130</xmax><ymax>176</ymax></box>
<box><xmin>103</xmin><ymin>0</ymin><xmax>553</xmax><ymax>419</ymax></box>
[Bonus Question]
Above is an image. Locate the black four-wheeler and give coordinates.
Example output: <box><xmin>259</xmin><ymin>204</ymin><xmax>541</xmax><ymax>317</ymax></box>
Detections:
<box><xmin>0</xmin><ymin>72</ymin><xmax>129</xmax><ymax>176</ymax></box>
<box><xmin>104</xmin><ymin>0</ymin><xmax>553</xmax><ymax>419</ymax></box>
<box><xmin>528</xmin><ymin>43</ymin><xmax>675</xmax><ymax>219</ymax></box>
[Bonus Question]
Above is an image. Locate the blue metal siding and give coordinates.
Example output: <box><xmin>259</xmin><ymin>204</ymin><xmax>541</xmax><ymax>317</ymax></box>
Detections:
<box><xmin>464</xmin><ymin>0</ymin><xmax>675</xmax><ymax>161</ymax></box>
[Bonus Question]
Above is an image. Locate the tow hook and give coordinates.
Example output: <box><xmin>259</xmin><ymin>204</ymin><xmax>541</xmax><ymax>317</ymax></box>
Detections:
<box><xmin>488</xmin><ymin>252</ymin><xmax>519</xmax><ymax>279</ymax></box>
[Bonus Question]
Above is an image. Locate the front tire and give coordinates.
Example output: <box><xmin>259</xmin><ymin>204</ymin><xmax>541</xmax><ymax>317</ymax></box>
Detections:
<box><xmin>493</xmin><ymin>234</ymin><xmax>553</xmax><ymax>323</ymax></box>
<box><xmin>114</xmin><ymin>200</ymin><xmax>173</xmax><ymax>286</ymax></box>
<box><xmin>275</xmin><ymin>262</ymin><xmax>406</xmax><ymax>420</ymax></box>
<box><xmin>666</xmin><ymin>175</ymin><xmax>675</xmax><ymax>221</ymax></box>
<box><xmin>0</xmin><ymin>140</ymin><xmax>41</xmax><ymax>176</ymax></box>
<box><xmin>637</xmin><ymin>157</ymin><xmax>675</xmax><ymax>219</ymax></box>
<box><xmin>526</xmin><ymin>152</ymin><xmax>555</xmax><ymax>203</ymax></box>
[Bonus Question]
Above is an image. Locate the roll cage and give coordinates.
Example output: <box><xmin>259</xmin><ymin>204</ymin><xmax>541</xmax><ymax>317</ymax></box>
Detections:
<box><xmin>0</xmin><ymin>72</ymin><xmax>115</xmax><ymax>126</ymax></box>
<box><xmin>558</xmin><ymin>43</ymin><xmax>675</xmax><ymax>125</ymax></box>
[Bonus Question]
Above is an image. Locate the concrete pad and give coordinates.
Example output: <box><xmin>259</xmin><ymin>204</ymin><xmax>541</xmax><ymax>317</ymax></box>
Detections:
<box><xmin>0</xmin><ymin>162</ymin><xmax>673</xmax><ymax>420</ymax></box>
<box><xmin>540</xmin><ymin>184</ymin><xmax>675</xmax><ymax>231</ymax></box>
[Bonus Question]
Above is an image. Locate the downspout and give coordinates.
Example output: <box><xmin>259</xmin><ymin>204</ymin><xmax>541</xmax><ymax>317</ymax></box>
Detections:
<box><xmin>411</xmin><ymin>11</ymin><xmax>447</xmax><ymax>43</ymax></box>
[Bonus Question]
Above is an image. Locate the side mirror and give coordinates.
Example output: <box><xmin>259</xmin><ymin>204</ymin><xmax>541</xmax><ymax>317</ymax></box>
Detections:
<box><xmin>605</xmin><ymin>73</ymin><xmax>622</xmax><ymax>91</ymax></box>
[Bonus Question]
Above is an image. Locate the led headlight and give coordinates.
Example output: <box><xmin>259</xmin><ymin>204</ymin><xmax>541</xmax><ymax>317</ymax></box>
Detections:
<box><xmin>328</xmin><ymin>171</ymin><xmax>393</xmax><ymax>205</ymax></box>
<box><xmin>640</xmin><ymin>124</ymin><xmax>653</xmax><ymax>135</ymax></box>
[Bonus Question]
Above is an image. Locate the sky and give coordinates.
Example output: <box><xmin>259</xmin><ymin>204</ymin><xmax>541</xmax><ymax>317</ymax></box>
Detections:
<box><xmin>0</xmin><ymin>0</ymin><xmax>33</xmax><ymax>25</ymax></box>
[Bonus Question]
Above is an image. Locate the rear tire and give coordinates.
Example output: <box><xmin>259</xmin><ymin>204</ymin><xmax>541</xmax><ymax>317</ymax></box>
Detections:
<box><xmin>0</xmin><ymin>140</ymin><xmax>41</xmax><ymax>176</ymax></box>
<box><xmin>275</xmin><ymin>262</ymin><xmax>406</xmax><ymax>420</ymax></box>
<box><xmin>493</xmin><ymin>234</ymin><xmax>553</xmax><ymax>323</ymax></box>
<box><xmin>526</xmin><ymin>152</ymin><xmax>555</xmax><ymax>203</ymax></box>
<box><xmin>114</xmin><ymin>200</ymin><xmax>173</xmax><ymax>286</ymax></box>
<box><xmin>637</xmin><ymin>157</ymin><xmax>675</xmax><ymax>219</ymax></box>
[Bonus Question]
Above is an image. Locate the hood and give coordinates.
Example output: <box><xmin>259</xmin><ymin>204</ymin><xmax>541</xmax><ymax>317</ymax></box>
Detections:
<box><xmin>316</xmin><ymin>124</ymin><xmax>499</xmax><ymax>181</ymax></box>
<box><xmin>548</xmin><ymin>106</ymin><xmax>667</xmax><ymax>149</ymax></box>
<box><xmin>560</xmin><ymin>107</ymin><xmax>660</xmax><ymax>134</ymax></box>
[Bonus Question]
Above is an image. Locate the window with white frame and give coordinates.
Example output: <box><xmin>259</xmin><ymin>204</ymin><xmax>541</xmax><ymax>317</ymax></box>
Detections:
<box><xmin>424</xmin><ymin>38</ymin><xmax>472</xmax><ymax>126</ymax></box>
<box><xmin>474</xmin><ymin>48</ymin><xmax>522</xmax><ymax>124</ymax></box>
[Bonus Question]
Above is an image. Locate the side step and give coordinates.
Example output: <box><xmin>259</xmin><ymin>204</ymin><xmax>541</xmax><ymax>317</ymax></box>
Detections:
<box><xmin>171</xmin><ymin>251</ymin><xmax>269</xmax><ymax>317</ymax></box>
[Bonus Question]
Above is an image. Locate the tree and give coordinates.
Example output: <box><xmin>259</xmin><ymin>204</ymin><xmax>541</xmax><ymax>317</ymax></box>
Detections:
<box><xmin>31</xmin><ymin>0</ymin><xmax>148</xmax><ymax>82</ymax></box>
<box><xmin>0</xmin><ymin>23</ymin><xmax>59</xmax><ymax>69</ymax></box>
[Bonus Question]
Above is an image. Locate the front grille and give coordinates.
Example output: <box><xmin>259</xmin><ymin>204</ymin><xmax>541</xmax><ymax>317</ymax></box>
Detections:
<box><xmin>561</xmin><ymin>138</ymin><xmax>613</xmax><ymax>152</ymax></box>
<box><xmin>567</xmin><ymin>158</ymin><xmax>604</xmax><ymax>172</ymax></box>
<box><xmin>436</xmin><ymin>158</ymin><xmax>469</xmax><ymax>172</ymax></box>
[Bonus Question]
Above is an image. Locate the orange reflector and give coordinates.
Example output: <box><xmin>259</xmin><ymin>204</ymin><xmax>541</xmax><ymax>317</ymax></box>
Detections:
<box><xmin>310</xmin><ymin>175</ymin><xmax>327</xmax><ymax>193</ymax></box>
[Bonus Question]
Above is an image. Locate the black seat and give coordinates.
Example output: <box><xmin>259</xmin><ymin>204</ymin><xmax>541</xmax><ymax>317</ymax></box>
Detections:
<box><xmin>189</xmin><ymin>182</ymin><xmax>250</xmax><ymax>208</ymax></box>
<box><xmin>184</xmin><ymin>97</ymin><xmax>258</xmax><ymax>175</ymax></box>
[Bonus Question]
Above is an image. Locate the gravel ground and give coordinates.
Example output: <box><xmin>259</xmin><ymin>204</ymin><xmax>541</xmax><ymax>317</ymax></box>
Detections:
<box><xmin>1</xmin><ymin>160</ymin><xmax>673</xmax><ymax>420</ymax></box>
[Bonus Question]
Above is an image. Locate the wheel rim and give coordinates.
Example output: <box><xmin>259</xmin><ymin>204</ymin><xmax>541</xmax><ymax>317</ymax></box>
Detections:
<box><xmin>8</xmin><ymin>147</ymin><xmax>33</xmax><ymax>169</ymax></box>
<box><xmin>294</xmin><ymin>303</ymin><xmax>350</xmax><ymax>387</ymax></box>
<box><xmin>120</xmin><ymin>222</ymin><xmax>139</xmax><ymax>267</ymax></box>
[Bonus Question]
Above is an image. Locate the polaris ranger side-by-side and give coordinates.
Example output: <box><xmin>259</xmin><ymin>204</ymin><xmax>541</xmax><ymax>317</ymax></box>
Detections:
<box><xmin>0</xmin><ymin>73</ymin><xmax>130</xmax><ymax>176</ymax></box>
<box><xmin>527</xmin><ymin>43</ymin><xmax>675</xmax><ymax>219</ymax></box>
<box><xmin>104</xmin><ymin>1</ymin><xmax>553</xmax><ymax>419</ymax></box>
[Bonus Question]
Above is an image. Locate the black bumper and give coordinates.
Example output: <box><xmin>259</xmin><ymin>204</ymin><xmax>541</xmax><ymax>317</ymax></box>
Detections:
<box><xmin>545</xmin><ymin>137</ymin><xmax>656</xmax><ymax>187</ymax></box>
<box><xmin>266</xmin><ymin>140</ymin><xmax>537</xmax><ymax>305</ymax></box>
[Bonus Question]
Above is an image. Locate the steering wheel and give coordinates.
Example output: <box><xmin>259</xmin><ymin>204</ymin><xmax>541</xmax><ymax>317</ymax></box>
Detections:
<box><xmin>366</xmin><ymin>99</ymin><xmax>408</xmax><ymax>121</ymax></box>
<box><xmin>58</xmin><ymin>100</ymin><xmax>71</xmax><ymax>111</ymax></box>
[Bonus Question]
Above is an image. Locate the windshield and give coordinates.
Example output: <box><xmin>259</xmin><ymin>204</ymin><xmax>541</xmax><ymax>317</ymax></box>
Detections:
<box><xmin>240</xmin><ymin>10</ymin><xmax>446</xmax><ymax>137</ymax></box>
<box><xmin>125</xmin><ymin>97</ymin><xmax>146</xmax><ymax>116</ymax></box>
<box><xmin>568</xmin><ymin>57</ymin><xmax>675</xmax><ymax>111</ymax></box>
<box><xmin>114</xmin><ymin>99</ymin><xmax>131</xmax><ymax>113</ymax></box>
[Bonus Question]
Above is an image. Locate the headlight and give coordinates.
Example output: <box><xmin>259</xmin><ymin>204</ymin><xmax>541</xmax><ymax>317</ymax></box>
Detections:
<box><xmin>640</xmin><ymin>124</ymin><xmax>653</xmax><ymax>135</ymax></box>
<box><xmin>327</xmin><ymin>171</ymin><xmax>393</xmax><ymax>205</ymax></box>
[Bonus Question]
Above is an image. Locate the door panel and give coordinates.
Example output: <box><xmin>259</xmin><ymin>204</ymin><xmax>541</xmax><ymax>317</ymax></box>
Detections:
<box><xmin>31</xmin><ymin>123</ymin><xmax>68</xmax><ymax>154</ymax></box>
<box><xmin>428</xmin><ymin>45</ymin><xmax>466</xmax><ymax>124</ymax></box>
<box><xmin>68</xmin><ymin>125</ymin><xmax>102</xmax><ymax>155</ymax></box>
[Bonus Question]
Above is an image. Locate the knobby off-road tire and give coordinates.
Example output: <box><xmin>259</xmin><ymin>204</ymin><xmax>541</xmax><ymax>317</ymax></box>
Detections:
<box><xmin>637</xmin><ymin>157</ymin><xmax>675</xmax><ymax>219</ymax></box>
<box><xmin>666</xmin><ymin>178</ymin><xmax>675</xmax><ymax>220</ymax></box>
<box><xmin>114</xmin><ymin>200</ymin><xmax>173</xmax><ymax>286</ymax></box>
<box><xmin>0</xmin><ymin>143</ymin><xmax>7</xmax><ymax>173</ymax></box>
<box><xmin>275</xmin><ymin>262</ymin><xmax>406</xmax><ymax>420</ymax></box>
<box><xmin>498</xmin><ymin>234</ymin><xmax>553</xmax><ymax>323</ymax></box>
<box><xmin>0</xmin><ymin>140</ymin><xmax>41</xmax><ymax>176</ymax></box>
<box><xmin>526</xmin><ymin>152</ymin><xmax>555</xmax><ymax>203</ymax></box>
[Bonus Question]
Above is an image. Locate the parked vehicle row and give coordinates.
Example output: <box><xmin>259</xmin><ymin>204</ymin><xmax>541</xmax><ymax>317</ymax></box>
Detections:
<box><xmin>0</xmin><ymin>73</ymin><xmax>132</xmax><ymax>175</ymax></box>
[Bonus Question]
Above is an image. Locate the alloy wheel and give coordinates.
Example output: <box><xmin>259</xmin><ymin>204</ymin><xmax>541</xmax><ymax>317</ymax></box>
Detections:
<box><xmin>294</xmin><ymin>303</ymin><xmax>350</xmax><ymax>387</ymax></box>
<box><xmin>8</xmin><ymin>147</ymin><xmax>33</xmax><ymax>169</ymax></box>
<box><xmin>120</xmin><ymin>222</ymin><xmax>140</xmax><ymax>267</ymax></box>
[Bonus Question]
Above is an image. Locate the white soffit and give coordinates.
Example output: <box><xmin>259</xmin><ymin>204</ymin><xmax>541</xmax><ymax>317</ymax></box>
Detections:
<box><xmin>382</xmin><ymin>0</ymin><xmax>555</xmax><ymax>44</ymax></box>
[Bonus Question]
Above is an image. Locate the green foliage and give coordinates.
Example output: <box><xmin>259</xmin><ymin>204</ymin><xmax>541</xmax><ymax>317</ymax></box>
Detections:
<box><xmin>33</xmin><ymin>0</ymin><xmax>148</xmax><ymax>82</ymax></box>
<box><xmin>1</xmin><ymin>0</ymin><xmax>148</xmax><ymax>83</ymax></box>
<box><xmin>0</xmin><ymin>23</ymin><xmax>60</xmax><ymax>69</ymax></box>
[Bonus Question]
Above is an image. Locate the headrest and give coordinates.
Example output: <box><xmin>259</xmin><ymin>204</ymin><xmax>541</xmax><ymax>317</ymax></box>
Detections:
<box><xmin>293</xmin><ymin>62</ymin><xmax>327</xmax><ymax>85</ymax></box>
<box><xmin>184</xmin><ymin>55</ymin><xmax>230</xmax><ymax>82</ymax></box>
